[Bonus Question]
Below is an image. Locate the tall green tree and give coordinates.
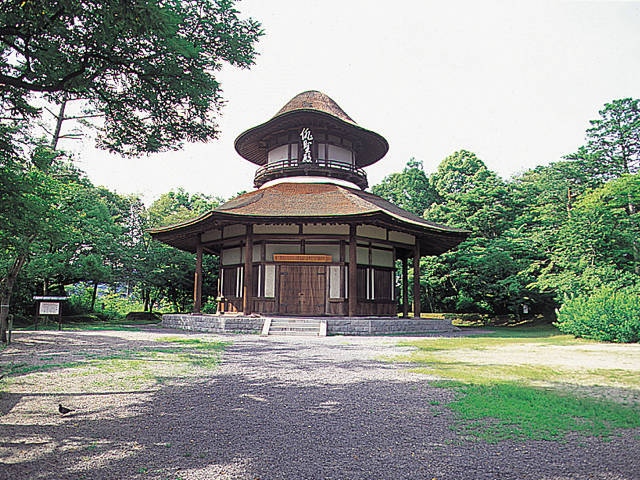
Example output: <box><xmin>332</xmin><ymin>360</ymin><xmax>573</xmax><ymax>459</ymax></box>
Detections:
<box><xmin>1</xmin><ymin>1</ymin><xmax>261</xmax><ymax>339</ymax></box>
<box><xmin>0</xmin><ymin>141</ymin><xmax>79</xmax><ymax>338</ymax></box>
<box><xmin>577</xmin><ymin>98</ymin><xmax>640</xmax><ymax>180</ymax></box>
<box><xmin>138</xmin><ymin>190</ymin><xmax>221</xmax><ymax>312</ymax></box>
<box><xmin>0</xmin><ymin>0</ymin><xmax>263</xmax><ymax>155</ymax></box>
<box><xmin>533</xmin><ymin>174</ymin><xmax>640</xmax><ymax>298</ymax></box>
<box><xmin>371</xmin><ymin>159</ymin><xmax>435</xmax><ymax>216</ymax></box>
<box><xmin>504</xmin><ymin>161</ymin><xmax>596</xmax><ymax>315</ymax></box>
<box><xmin>419</xmin><ymin>151</ymin><xmax>524</xmax><ymax>315</ymax></box>
<box><xmin>426</xmin><ymin>150</ymin><xmax>513</xmax><ymax>238</ymax></box>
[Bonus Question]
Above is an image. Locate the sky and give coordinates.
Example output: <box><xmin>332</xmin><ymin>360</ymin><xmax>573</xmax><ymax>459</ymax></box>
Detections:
<box><xmin>73</xmin><ymin>0</ymin><xmax>640</xmax><ymax>205</ymax></box>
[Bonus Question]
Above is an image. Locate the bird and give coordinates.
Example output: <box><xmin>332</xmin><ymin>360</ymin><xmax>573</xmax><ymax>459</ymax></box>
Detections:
<box><xmin>58</xmin><ymin>404</ymin><xmax>74</xmax><ymax>415</ymax></box>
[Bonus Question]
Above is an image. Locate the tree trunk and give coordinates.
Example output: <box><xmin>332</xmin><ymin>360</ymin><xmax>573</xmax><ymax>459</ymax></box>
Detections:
<box><xmin>1</xmin><ymin>253</ymin><xmax>29</xmax><ymax>342</ymax></box>
<box><xmin>143</xmin><ymin>291</ymin><xmax>150</xmax><ymax>312</ymax></box>
<box><xmin>627</xmin><ymin>194</ymin><xmax>640</xmax><ymax>275</ymax></box>
<box><xmin>90</xmin><ymin>281</ymin><xmax>99</xmax><ymax>311</ymax></box>
<box><xmin>51</xmin><ymin>94</ymin><xmax>68</xmax><ymax>150</ymax></box>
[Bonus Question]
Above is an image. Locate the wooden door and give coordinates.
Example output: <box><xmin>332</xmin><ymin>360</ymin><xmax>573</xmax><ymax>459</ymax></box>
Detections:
<box><xmin>279</xmin><ymin>265</ymin><xmax>326</xmax><ymax>315</ymax></box>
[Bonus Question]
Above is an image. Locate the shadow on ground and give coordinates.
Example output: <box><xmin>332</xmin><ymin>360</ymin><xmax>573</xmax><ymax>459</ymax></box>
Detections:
<box><xmin>1</xmin><ymin>335</ymin><xmax>639</xmax><ymax>480</ymax></box>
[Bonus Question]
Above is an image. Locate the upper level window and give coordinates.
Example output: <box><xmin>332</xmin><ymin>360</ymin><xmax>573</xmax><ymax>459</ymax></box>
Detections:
<box><xmin>268</xmin><ymin>143</ymin><xmax>298</xmax><ymax>163</ymax></box>
<box><xmin>266</xmin><ymin>129</ymin><xmax>354</xmax><ymax>164</ymax></box>
<box><xmin>317</xmin><ymin>144</ymin><xmax>354</xmax><ymax>164</ymax></box>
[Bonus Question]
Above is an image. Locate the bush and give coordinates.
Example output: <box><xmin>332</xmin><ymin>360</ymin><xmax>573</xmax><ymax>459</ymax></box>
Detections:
<box><xmin>555</xmin><ymin>286</ymin><xmax>640</xmax><ymax>343</ymax></box>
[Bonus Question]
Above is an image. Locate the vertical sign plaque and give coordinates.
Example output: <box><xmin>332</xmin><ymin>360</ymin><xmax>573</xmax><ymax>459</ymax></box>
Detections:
<box><xmin>300</xmin><ymin>128</ymin><xmax>313</xmax><ymax>162</ymax></box>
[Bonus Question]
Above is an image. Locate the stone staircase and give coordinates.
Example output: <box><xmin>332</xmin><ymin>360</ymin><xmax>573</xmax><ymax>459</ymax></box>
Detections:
<box><xmin>261</xmin><ymin>318</ymin><xmax>327</xmax><ymax>336</ymax></box>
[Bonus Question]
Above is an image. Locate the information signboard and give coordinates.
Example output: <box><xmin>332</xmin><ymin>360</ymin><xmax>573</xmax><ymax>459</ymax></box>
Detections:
<box><xmin>38</xmin><ymin>302</ymin><xmax>60</xmax><ymax>315</ymax></box>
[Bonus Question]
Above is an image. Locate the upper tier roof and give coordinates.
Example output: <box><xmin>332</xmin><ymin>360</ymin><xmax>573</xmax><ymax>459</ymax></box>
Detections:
<box><xmin>234</xmin><ymin>90</ymin><xmax>389</xmax><ymax>168</ymax></box>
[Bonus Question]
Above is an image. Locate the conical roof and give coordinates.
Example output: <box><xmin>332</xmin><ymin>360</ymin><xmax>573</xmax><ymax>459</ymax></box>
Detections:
<box><xmin>274</xmin><ymin>90</ymin><xmax>356</xmax><ymax>123</ymax></box>
<box><xmin>235</xmin><ymin>90</ymin><xmax>389</xmax><ymax>168</ymax></box>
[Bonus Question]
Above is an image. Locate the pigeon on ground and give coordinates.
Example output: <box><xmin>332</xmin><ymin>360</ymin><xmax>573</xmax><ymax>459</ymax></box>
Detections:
<box><xmin>58</xmin><ymin>404</ymin><xmax>74</xmax><ymax>415</ymax></box>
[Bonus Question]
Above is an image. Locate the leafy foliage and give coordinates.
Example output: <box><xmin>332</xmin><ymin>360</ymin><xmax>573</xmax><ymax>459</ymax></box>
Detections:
<box><xmin>532</xmin><ymin>174</ymin><xmax>640</xmax><ymax>298</ymax></box>
<box><xmin>1</xmin><ymin>0</ymin><xmax>261</xmax><ymax>339</ymax></box>
<box><xmin>371</xmin><ymin>158</ymin><xmax>435</xmax><ymax>216</ymax></box>
<box><xmin>556</xmin><ymin>285</ymin><xmax>640</xmax><ymax>343</ymax></box>
<box><xmin>136</xmin><ymin>189</ymin><xmax>221</xmax><ymax>313</ymax></box>
<box><xmin>372</xmin><ymin>100</ymin><xmax>640</xmax><ymax>330</ymax></box>
<box><xmin>582</xmin><ymin>98</ymin><xmax>640</xmax><ymax>179</ymax></box>
<box><xmin>0</xmin><ymin>0</ymin><xmax>263</xmax><ymax>155</ymax></box>
<box><xmin>420</xmin><ymin>151</ymin><xmax>524</xmax><ymax>315</ymax></box>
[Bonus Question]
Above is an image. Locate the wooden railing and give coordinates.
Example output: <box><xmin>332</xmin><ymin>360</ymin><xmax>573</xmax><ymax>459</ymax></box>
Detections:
<box><xmin>254</xmin><ymin>159</ymin><xmax>368</xmax><ymax>189</ymax></box>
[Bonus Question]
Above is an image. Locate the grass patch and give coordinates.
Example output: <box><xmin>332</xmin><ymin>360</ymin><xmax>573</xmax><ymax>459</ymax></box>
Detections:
<box><xmin>77</xmin><ymin>338</ymin><xmax>229</xmax><ymax>382</ymax></box>
<box><xmin>410</xmin><ymin>362</ymin><xmax>566</xmax><ymax>385</ymax></box>
<box><xmin>155</xmin><ymin>336</ymin><xmax>229</xmax><ymax>350</ymax></box>
<box><xmin>449</xmin><ymin>382</ymin><xmax>640</xmax><ymax>443</ymax></box>
<box><xmin>2</xmin><ymin>361</ymin><xmax>79</xmax><ymax>376</ymax></box>
<box><xmin>2</xmin><ymin>335</ymin><xmax>229</xmax><ymax>393</ymax></box>
<box><xmin>15</xmin><ymin>316</ymin><xmax>161</xmax><ymax>332</ymax></box>
<box><xmin>394</xmin><ymin>325</ymin><xmax>640</xmax><ymax>442</ymax></box>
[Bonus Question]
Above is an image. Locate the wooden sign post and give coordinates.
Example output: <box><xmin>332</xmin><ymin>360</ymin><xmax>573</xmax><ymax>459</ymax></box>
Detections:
<box><xmin>33</xmin><ymin>296</ymin><xmax>67</xmax><ymax>330</ymax></box>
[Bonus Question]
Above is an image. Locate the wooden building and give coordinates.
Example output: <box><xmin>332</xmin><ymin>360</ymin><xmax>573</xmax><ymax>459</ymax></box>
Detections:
<box><xmin>150</xmin><ymin>91</ymin><xmax>468</xmax><ymax>317</ymax></box>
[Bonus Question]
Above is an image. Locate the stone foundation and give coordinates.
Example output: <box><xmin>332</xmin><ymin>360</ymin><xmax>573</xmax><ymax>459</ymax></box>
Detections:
<box><xmin>162</xmin><ymin>314</ymin><xmax>456</xmax><ymax>336</ymax></box>
<box><xmin>162</xmin><ymin>314</ymin><xmax>264</xmax><ymax>334</ymax></box>
<box><xmin>326</xmin><ymin>317</ymin><xmax>456</xmax><ymax>336</ymax></box>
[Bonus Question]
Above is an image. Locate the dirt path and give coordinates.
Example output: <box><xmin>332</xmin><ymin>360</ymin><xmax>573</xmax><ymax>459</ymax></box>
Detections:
<box><xmin>0</xmin><ymin>328</ymin><xmax>638</xmax><ymax>479</ymax></box>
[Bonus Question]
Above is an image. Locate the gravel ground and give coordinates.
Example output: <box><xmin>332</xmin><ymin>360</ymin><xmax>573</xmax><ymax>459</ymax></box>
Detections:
<box><xmin>1</xmin><ymin>327</ymin><xmax>639</xmax><ymax>480</ymax></box>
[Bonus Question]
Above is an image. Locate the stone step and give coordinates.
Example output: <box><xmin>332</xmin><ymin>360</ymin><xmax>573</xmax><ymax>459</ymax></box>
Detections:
<box><xmin>263</xmin><ymin>318</ymin><xmax>327</xmax><ymax>336</ymax></box>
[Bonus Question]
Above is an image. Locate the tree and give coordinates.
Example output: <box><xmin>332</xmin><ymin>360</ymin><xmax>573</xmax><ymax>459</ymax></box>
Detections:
<box><xmin>426</xmin><ymin>150</ymin><xmax>513</xmax><ymax>239</ymax></box>
<box><xmin>371</xmin><ymin>158</ymin><xmax>435</xmax><ymax>216</ymax></box>
<box><xmin>0</xmin><ymin>1</ymin><xmax>261</xmax><ymax>339</ymax></box>
<box><xmin>404</xmin><ymin>151</ymin><xmax>524</xmax><ymax>315</ymax></box>
<box><xmin>505</xmin><ymin>161</ymin><xmax>595</xmax><ymax>315</ymax></box>
<box><xmin>556</xmin><ymin>98</ymin><xmax>640</xmax><ymax>290</ymax></box>
<box><xmin>580</xmin><ymin>98</ymin><xmax>640</xmax><ymax>180</ymax></box>
<box><xmin>137</xmin><ymin>190</ymin><xmax>221</xmax><ymax>312</ymax></box>
<box><xmin>0</xmin><ymin>138</ymin><xmax>65</xmax><ymax>340</ymax></box>
<box><xmin>533</xmin><ymin>174</ymin><xmax>640</xmax><ymax>298</ymax></box>
<box><xmin>0</xmin><ymin>0</ymin><xmax>263</xmax><ymax>155</ymax></box>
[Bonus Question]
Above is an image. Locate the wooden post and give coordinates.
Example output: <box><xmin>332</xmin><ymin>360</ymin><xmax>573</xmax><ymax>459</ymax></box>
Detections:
<box><xmin>348</xmin><ymin>224</ymin><xmax>358</xmax><ymax>317</ymax></box>
<box><xmin>243</xmin><ymin>225</ymin><xmax>253</xmax><ymax>315</ymax></box>
<box><xmin>413</xmin><ymin>244</ymin><xmax>421</xmax><ymax>319</ymax></box>
<box><xmin>193</xmin><ymin>242</ymin><xmax>203</xmax><ymax>314</ymax></box>
<box><xmin>402</xmin><ymin>256</ymin><xmax>409</xmax><ymax>318</ymax></box>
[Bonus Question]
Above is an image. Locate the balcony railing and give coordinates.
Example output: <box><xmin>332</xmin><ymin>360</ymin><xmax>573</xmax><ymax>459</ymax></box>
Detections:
<box><xmin>254</xmin><ymin>159</ymin><xmax>368</xmax><ymax>189</ymax></box>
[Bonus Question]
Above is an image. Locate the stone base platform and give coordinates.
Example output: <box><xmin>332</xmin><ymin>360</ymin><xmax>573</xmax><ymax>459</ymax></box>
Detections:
<box><xmin>162</xmin><ymin>313</ymin><xmax>456</xmax><ymax>336</ymax></box>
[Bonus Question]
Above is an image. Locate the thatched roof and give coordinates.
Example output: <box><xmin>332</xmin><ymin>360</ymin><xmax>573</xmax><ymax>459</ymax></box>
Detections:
<box><xmin>274</xmin><ymin>90</ymin><xmax>356</xmax><ymax>123</ymax></box>
<box><xmin>149</xmin><ymin>183</ymin><xmax>469</xmax><ymax>256</ymax></box>
<box><xmin>234</xmin><ymin>91</ymin><xmax>389</xmax><ymax>168</ymax></box>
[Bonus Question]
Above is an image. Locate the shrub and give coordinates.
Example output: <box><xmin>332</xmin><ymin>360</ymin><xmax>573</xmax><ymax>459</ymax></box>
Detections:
<box><xmin>555</xmin><ymin>286</ymin><xmax>640</xmax><ymax>343</ymax></box>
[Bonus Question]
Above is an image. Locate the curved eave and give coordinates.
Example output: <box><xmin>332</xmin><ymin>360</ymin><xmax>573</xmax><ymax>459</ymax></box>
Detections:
<box><xmin>234</xmin><ymin>109</ymin><xmax>389</xmax><ymax>168</ymax></box>
<box><xmin>149</xmin><ymin>209</ymin><xmax>468</xmax><ymax>256</ymax></box>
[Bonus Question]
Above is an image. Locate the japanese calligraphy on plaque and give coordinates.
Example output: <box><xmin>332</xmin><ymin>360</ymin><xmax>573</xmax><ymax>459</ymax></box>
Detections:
<box><xmin>300</xmin><ymin>127</ymin><xmax>313</xmax><ymax>162</ymax></box>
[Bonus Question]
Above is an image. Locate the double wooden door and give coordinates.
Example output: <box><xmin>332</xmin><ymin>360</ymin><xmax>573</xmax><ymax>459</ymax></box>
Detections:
<box><xmin>279</xmin><ymin>265</ymin><xmax>326</xmax><ymax>315</ymax></box>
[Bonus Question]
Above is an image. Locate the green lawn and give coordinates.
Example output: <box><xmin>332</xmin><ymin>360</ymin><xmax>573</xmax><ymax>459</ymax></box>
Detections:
<box><xmin>393</xmin><ymin>326</ymin><xmax>640</xmax><ymax>442</ymax></box>
<box><xmin>1</xmin><ymin>335</ymin><xmax>228</xmax><ymax>395</ymax></box>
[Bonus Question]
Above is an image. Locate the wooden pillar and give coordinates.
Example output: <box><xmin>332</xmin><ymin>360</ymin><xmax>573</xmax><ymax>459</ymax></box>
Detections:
<box><xmin>243</xmin><ymin>225</ymin><xmax>253</xmax><ymax>315</ymax></box>
<box><xmin>348</xmin><ymin>224</ymin><xmax>358</xmax><ymax>317</ymax></box>
<box><xmin>412</xmin><ymin>243</ymin><xmax>421</xmax><ymax>318</ymax></box>
<box><xmin>402</xmin><ymin>256</ymin><xmax>409</xmax><ymax>318</ymax></box>
<box><xmin>193</xmin><ymin>241</ymin><xmax>203</xmax><ymax>314</ymax></box>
